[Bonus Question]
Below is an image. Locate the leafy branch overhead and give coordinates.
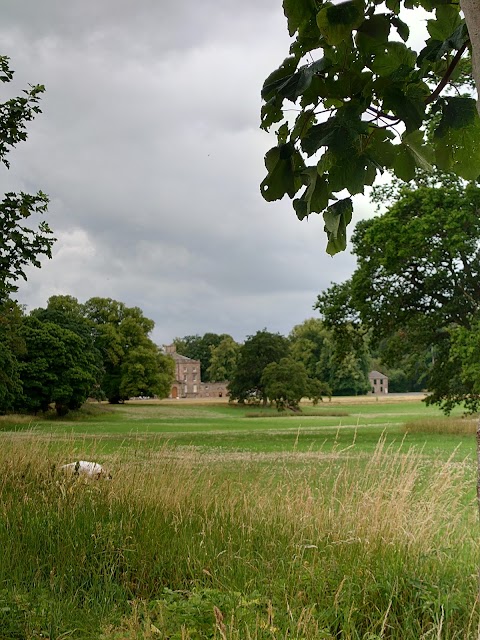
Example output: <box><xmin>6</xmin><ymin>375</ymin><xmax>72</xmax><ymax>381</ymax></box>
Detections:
<box><xmin>260</xmin><ymin>0</ymin><xmax>479</xmax><ymax>254</ymax></box>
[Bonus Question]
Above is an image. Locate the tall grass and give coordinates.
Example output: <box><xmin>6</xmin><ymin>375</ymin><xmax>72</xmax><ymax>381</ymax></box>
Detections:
<box><xmin>0</xmin><ymin>435</ymin><xmax>478</xmax><ymax>638</ymax></box>
<box><xmin>403</xmin><ymin>416</ymin><xmax>478</xmax><ymax>436</ymax></box>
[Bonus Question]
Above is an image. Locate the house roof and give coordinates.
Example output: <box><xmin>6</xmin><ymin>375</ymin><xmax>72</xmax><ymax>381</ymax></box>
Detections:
<box><xmin>169</xmin><ymin>352</ymin><xmax>200</xmax><ymax>365</ymax></box>
<box><xmin>369</xmin><ymin>370</ymin><xmax>388</xmax><ymax>379</ymax></box>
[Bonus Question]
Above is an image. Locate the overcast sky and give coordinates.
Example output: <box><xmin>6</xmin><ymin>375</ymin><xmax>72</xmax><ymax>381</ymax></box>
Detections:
<box><xmin>0</xmin><ymin>1</ymin><xmax>425</xmax><ymax>345</ymax></box>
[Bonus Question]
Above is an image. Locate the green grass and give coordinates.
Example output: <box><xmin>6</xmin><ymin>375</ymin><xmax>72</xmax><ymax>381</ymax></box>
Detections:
<box><xmin>0</xmin><ymin>397</ymin><xmax>479</xmax><ymax>638</ymax></box>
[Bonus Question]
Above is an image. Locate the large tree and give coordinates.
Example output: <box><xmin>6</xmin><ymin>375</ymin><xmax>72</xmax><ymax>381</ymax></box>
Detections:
<box><xmin>17</xmin><ymin>316</ymin><xmax>99</xmax><ymax>416</ymax></box>
<box><xmin>84</xmin><ymin>297</ymin><xmax>173</xmax><ymax>403</ymax></box>
<box><xmin>0</xmin><ymin>56</ymin><xmax>54</xmax><ymax>299</ymax></box>
<box><xmin>228</xmin><ymin>330</ymin><xmax>289</xmax><ymax>403</ymax></box>
<box><xmin>260</xmin><ymin>1</ymin><xmax>480</xmax><ymax>253</ymax></box>
<box><xmin>316</xmin><ymin>177</ymin><xmax>480</xmax><ymax>410</ymax></box>
<box><xmin>207</xmin><ymin>335</ymin><xmax>240</xmax><ymax>382</ymax></box>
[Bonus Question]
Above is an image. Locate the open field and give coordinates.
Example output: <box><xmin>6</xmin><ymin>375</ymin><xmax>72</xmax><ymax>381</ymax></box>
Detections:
<box><xmin>1</xmin><ymin>396</ymin><xmax>479</xmax><ymax>638</ymax></box>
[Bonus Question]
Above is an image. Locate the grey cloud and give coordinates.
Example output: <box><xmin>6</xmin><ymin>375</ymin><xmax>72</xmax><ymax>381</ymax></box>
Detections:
<box><xmin>3</xmin><ymin>0</ymin><xmax>361</xmax><ymax>344</ymax></box>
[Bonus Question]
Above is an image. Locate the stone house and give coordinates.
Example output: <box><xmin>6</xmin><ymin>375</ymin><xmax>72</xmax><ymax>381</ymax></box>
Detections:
<box><xmin>164</xmin><ymin>345</ymin><xmax>228</xmax><ymax>399</ymax></box>
<box><xmin>369</xmin><ymin>370</ymin><xmax>388</xmax><ymax>395</ymax></box>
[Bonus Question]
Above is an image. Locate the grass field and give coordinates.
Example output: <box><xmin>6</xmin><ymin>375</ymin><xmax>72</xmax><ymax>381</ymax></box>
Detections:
<box><xmin>1</xmin><ymin>396</ymin><xmax>479</xmax><ymax>638</ymax></box>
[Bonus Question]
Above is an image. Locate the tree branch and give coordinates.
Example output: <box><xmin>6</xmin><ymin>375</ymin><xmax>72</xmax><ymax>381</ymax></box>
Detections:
<box><xmin>425</xmin><ymin>41</ymin><xmax>469</xmax><ymax>105</ymax></box>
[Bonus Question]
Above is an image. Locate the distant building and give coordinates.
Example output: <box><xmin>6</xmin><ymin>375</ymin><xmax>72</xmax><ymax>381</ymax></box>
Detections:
<box><xmin>164</xmin><ymin>345</ymin><xmax>228</xmax><ymax>399</ymax></box>
<box><xmin>369</xmin><ymin>370</ymin><xmax>388</xmax><ymax>395</ymax></box>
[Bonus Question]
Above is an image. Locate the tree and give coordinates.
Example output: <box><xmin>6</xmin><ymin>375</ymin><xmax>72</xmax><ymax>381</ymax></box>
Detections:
<box><xmin>289</xmin><ymin>317</ymin><xmax>331</xmax><ymax>379</ymax></box>
<box><xmin>262</xmin><ymin>357</ymin><xmax>331</xmax><ymax>410</ymax></box>
<box><xmin>228</xmin><ymin>330</ymin><xmax>289</xmax><ymax>403</ymax></box>
<box><xmin>207</xmin><ymin>335</ymin><xmax>240</xmax><ymax>382</ymax></box>
<box><xmin>0</xmin><ymin>56</ymin><xmax>54</xmax><ymax>299</ymax></box>
<box><xmin>0</xmin><ymin>299</ymin><xmax>24</xmax><ymax>413</ymax></box>
<box><xmin>316</xmin><ymin>178</ymin><xmax>480</xmax><ymax>409</ymax></box>
<box><xmin>260</xmin><ymin>1</ymin><xmax>480</xmax><ymax>253</ymax></box>
<box><xmin>84</xmin><ymin>297</ymin><xmax>173</xmax><ymax>403</ymax></box>
<box><xmin>17</xmin><ymin>316</ymin><xmax>99</xmax><ymax>416</ymax></box>
<box><xmin>262</xmin><ymin>357</ymin><xmax>309</xmax><ymax>410</ymax></box>
<box><xmin>119</xmin><ymin>345</ymin><xmax>175</xmax><ymax>399</ymax></box>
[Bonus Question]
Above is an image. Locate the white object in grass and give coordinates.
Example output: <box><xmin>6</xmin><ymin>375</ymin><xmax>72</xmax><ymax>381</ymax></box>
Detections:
<box><xmin>60</xmin><ymin>461</ymin><xmax>111</xmax><ymax>479</ymax></box>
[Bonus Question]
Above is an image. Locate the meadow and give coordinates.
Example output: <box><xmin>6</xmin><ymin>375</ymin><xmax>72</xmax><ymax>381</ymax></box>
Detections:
<box><xmin>0</xmin><ymin>396</ymin><xmax>479</xmax><ymax>639</ymax></box>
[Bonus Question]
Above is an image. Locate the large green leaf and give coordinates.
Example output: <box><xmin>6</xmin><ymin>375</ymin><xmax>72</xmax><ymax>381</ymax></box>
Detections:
<box><xmin>293</xmin><ymin>168</ymin><xmax>330</xmax><ymax>220</ymax></box>
<box><xmin>261</xmin><ymin>57</ymin><xmax>299</xmax><ymax>102</ymax></box>
<box><xmin>316</xmin><ymin>1</ymin><xmax>364</xmax><ymax>46</ymax></box>
<box><xmin>283</xmin><ymin>0</ymin><xmax>316</xmax><ymax>36</ymax></box>
<box><xmin>402</xmin><ymin>130</ymin><xmax>434</xmax><ymax>172</ymax></box>
<box><xmin>369</xmin><ymin>41</ymin><xmax>416</xmax><ymax>76</ymax></box>
<box><xmin>260</xmin><ymin>144</ymin><xmax>305</xmax><ymax>201</ymax></box>
<box><xmin>393</xmin><ymin>145</ymin><xmax>416</xmax><ymax>181</ymax></box>
<box><xmin>323</xmin><ymin>198</ymin><xmax>353</xmax><ymax>255</ymax></box>
<box><xmin>434</xmin><ymin>119</ymin><xmax>480</xmax><ymax>180</ymax></box>
<box><xmin>427</xmin><ymin>5</ymin><xmax>461</xmax><ymax>41</ymax></box>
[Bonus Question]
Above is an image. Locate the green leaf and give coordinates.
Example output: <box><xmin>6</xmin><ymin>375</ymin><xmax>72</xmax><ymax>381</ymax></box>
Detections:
<box><xmin>393</xmin><ymin>145</ymin><xmax>416</xmax><ymax>181</ymax></box>
<box><xmin>356</xmin><ymin>14</ymin><xmax>390</xmax><ymax>54</ymax></box>
<box><xmin>391</xmin><ymin>16</ymin><xmax>409</xmax><ymax>42</ymax></box>
<box><xmin>385</xmin><ymin>0</ymin><xmax>400</xmax><ymax>13</ymax></box>
<box><xmin>329</xmin><ymin>153</ymin><xmax>375</xmax><ymax>195</ymax></box>
<box><xmin>316</xmin><ymin>1</ymin><xmax>364</xmax><ymax>46</ymax></box>
<box><xmin>434</xmin><ymin>117</ymin><xmax>480</xmax><ymax>180</ymax></box>
<box><xmin>436</xmin><ymin>97</ymin><xmax>478</xmax><ymax>133</ymax></box>
<box><xmin>283</xmin><ymin>0</ymin><xmax>316</xmax><ymax>36</ymax></box>
<box><xmin>402</xmin><ymin>130</ymin><xmax>434</xmax><ymax>172</ymax></box>
<box><xmin>383</xmin><ymin>84</ymin><xmax>427</xmax><ymax>132</ymax></box>
<box><xmin>369</xmin><ymin>42</ymin><xmax>416</xmax><ymax>76</ymax></box>
<box><xmin>323</xmin><ymin>198</ymin><xmax>353</xmax><ymax>255</ymax></box>
<box><xmin>262</xmin><ymin>57</ymin><xmax>299</xmax><ymax>102</ymax></box>
<box><xmin>294</xmin><ymin>169</ymin><xmax>330</xmax><ymax>219</ymax></box>
<box><xmin>260</xmin><ymin>144</ymin><xmax>305</xmax><ymax>201</ymax></box>
<box><xmin>427</xmin><ymin>5</ymin><xmax>461</xmax><ymax>41</ymax></box>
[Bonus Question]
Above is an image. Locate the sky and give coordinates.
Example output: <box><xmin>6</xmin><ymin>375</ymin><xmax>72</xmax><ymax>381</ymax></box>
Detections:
<box><xmin>0</xmin><ymin>1</ymin><xmax>424</xmax><ymax>345</ymax></box>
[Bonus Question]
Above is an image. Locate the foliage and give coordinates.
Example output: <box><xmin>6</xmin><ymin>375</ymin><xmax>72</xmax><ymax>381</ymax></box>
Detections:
<box><xmin>262</xmin><ymin>357</ymin><xmax>331</xmax><ymax>410</ymax></box>
<box><xmin>207</xmin><ymin>335</ymin><xmax>240</xmax><ymax>382</ymax></box>
<box><xmin>260</xmin><ymin>1</ymin><xmax>479</xmax><ymax>253</ymax></box>
<box><xmin>0</xmin><ymin>299</ymin><xmax>24</xmax><ymax>412</ymax></box>
<box><xmin>317</xmin><ymin>178</ymin><xmax>480</xmax><ymax>410</ymax></box>
<box><xmin>0</xmin><ymin>56</ymin><xmax>54</xmax><ymax>299</ymax></box>
<box><xmin>262</xmin><ymin>357</ymin><xmax>309</xmax><ymax>410</ymax></box>
<box><xmin>288</xmin><ymin>317</ymin><xmax>330</xmax><ymax>379</ymax></box>
<box><xmin>17</xmin><ymin>316</ymin><xmax>100</xmax><ymax>416</ymax></box>
<box><xmin>228</xmin><ymin>330</ymin><xmax>289</xmax><ymax>403</ymax></box>
<box><xmin>119</xmin><ymin>344</ymin><xmax>175</xmax><ymax>399</ymax></box>
<box><xmin>85</xmin><ymin>297</ymin><xmax>173</xmax><ymax>403</ymax></box>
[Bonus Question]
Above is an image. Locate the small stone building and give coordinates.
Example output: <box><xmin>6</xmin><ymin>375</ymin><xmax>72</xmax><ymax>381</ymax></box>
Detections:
<box><xmin>164</xmin><ymin>345</ymin><xmax>229</xmax><ymax>399</ymax></box>
<box><xmin>369</xmin><ymin>370</ymin><xmax>388</xmax><ymax>395</ymax></box>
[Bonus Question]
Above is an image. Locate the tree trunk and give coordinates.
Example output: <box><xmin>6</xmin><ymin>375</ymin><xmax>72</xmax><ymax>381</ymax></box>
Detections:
<box><xmin>460</xmin><ymin>0</ymin><xmax>480</xmax><ymax>115</ymax></box>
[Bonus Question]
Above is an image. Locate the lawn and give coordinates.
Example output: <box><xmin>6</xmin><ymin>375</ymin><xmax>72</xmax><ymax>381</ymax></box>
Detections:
<box><xmin>0</xmin><ymin>396</ymin><xmax>479</xmax><ymax>639</ymax></box>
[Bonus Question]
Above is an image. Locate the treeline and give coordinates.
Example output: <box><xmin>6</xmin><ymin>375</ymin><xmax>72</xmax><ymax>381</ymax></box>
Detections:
<box><xmin>173</xmin><ymin>320</ymin><xmax>425</xmax><ymax>411</ymax></box>
<box><xmin>0</xmin><ymin>295</ymin><xmax>174</xmax><ymax>416</ymax></box>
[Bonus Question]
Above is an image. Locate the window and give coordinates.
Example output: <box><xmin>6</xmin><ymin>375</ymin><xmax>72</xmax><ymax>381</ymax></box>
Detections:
<box><xmin>371</xmin><ymin>388</ymin><xmax>375</xmax><ymax>393</ymax></box>
<box><xmin>380</xmin><ymin>379</ymin><xmax>383</xmax><ymax>385</ymax></box>
<box><xmin>374</xmin><ymin>379</ymin><xmax>377</xmax><ymax>385</ymax></box>
<box><xmin>193</xmin><ymin>384</ymin><xmax>197</xmax><ymax>393</ymax></box>
<box><xmin>380</xmin><ymin>387</ymin><xmax>383</xmax><ymax>393</ymax></box>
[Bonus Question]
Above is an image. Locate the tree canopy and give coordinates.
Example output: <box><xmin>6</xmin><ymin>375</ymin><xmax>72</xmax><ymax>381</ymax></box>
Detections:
<box><xmin>316</xmin><ymin>176</ymin><xmax>480</xmax><ymax>411</ymax></box>
<box><xmin>260</xmin><ymin>1</ymin><xmax>480</xmax><ymax>253</ymax></box>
